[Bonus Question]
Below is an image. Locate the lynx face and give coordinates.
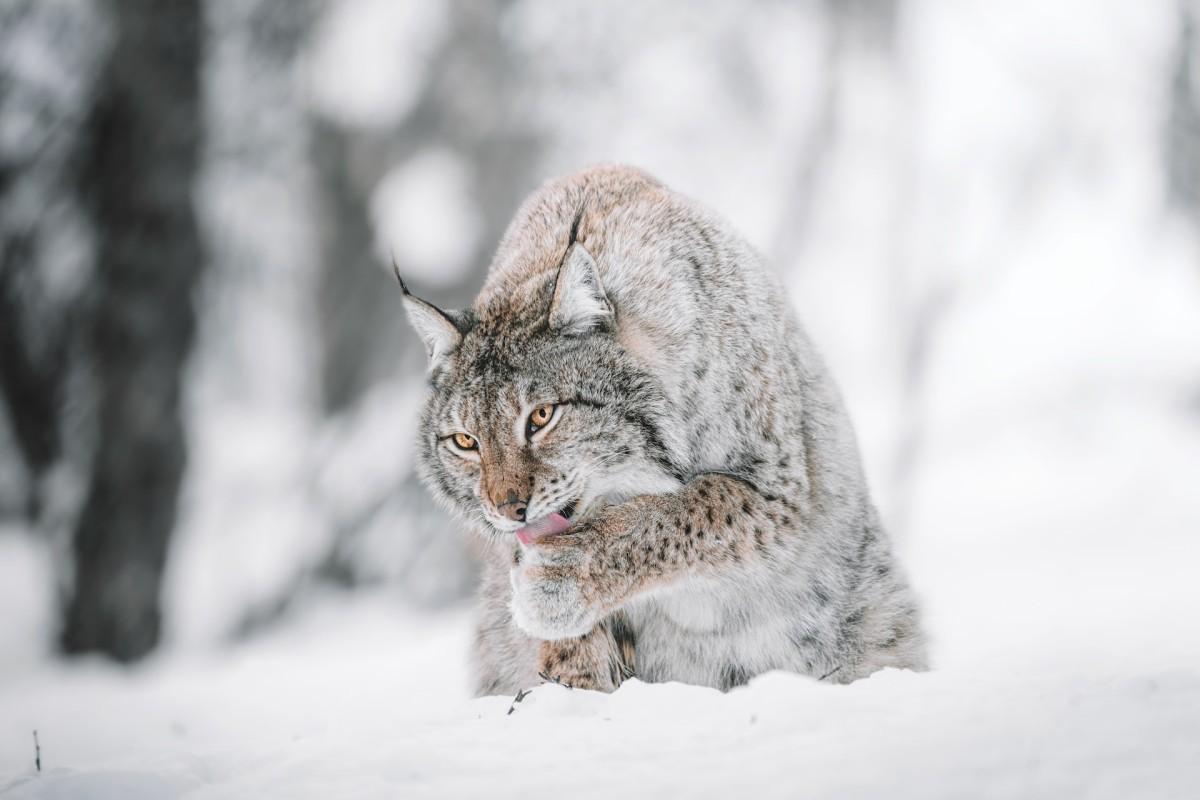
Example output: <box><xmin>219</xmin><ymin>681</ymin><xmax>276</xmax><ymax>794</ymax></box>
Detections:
<box><xmin>402</xmin><ymin>246</ymin><xmax>682</xmax><ymax>540</ymax></box>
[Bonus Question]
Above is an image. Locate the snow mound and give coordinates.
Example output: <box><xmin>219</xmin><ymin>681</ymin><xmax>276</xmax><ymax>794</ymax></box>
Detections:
<box><xmin>1</xmin><ymin>591</ymin><xmax>1198</xmax><ymax>799</ymax></box>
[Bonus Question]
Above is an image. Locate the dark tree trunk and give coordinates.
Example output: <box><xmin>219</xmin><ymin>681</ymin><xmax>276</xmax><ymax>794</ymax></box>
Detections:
<box><xmin>61</xmin><ymin>0</ymin><xmax>204</xmax><ymax>661</ymax></box>
<box><xmin>313</xmin><ymin>116</ymin><xmax>386</xmax><ymax>413</ymax></box>
<box><xmin>1167</xmin><ymin>1</ymin><xmax>1200</xmax><ymax>214</ymax></box>
<box><xmin>0</xmin><ymin>213</ymin><xmax>67</xmax><ymax>487</ymax></box>
<box><xmin>0</xmin><ymin>0</ymin><xmax>101</xmax><ymax>519</ymax></box>
<box><xmin>315</xmin><ymin>0</ymin><xmax>542</xmax><ymax>414</ymax></box>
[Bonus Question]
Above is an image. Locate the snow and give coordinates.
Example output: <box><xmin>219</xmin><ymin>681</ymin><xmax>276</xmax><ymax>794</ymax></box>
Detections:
<box><xmin>2</xmin><ymin>568</ymin><xmax>1199</xmax><ymax>799</ymax></box>
<box><xmin>0</xmin><ymin>529</ymin><xmax>54</xmax><ymax>673</ymax></box>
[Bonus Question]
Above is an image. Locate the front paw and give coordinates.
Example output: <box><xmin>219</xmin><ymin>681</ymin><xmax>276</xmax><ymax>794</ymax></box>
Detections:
<box><xmin>510</xmin><ymin>536</ymin><xmax>602</xmax><ymax>640</ymax></box>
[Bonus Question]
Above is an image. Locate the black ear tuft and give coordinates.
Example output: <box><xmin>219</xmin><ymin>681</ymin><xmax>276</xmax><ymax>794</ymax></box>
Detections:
<box><xmin>567</xmin><ymin>201</ymin><xmax>586</xmax><ymax>250</ymax></box>
<box><xmin>391</xmin><ymin>254</ymin><xmax>411</xmax><ymax>295</ymax></box>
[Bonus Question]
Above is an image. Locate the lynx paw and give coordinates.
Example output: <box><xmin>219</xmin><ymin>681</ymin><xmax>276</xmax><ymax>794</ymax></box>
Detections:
<box><xmin>509</xmin><ymin>536</ymin><xmax>601</xmax><ymax>640</ymax></box>
<box><xmin>537</xmin><ymin>634</ymin><xmax>620</xmax><ymax>693</ymax></box>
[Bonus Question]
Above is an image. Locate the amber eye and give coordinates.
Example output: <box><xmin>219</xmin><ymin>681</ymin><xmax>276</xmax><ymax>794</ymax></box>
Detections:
<box><xmin>527</xmin><ymin>403</ymin><xmax>556</xmax><ymax>436</ymax></box>
<box><xmin>451</xmin><ymin>432</ymin><xmax>477</xmax><ymax>451</ymax></box>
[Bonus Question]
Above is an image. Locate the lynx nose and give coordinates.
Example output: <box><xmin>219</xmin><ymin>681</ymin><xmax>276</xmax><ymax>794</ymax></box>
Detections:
<box><xmin>498</xmin><ymin>489</ymin><xmax>528</xmax><ymax>522</ymax></box>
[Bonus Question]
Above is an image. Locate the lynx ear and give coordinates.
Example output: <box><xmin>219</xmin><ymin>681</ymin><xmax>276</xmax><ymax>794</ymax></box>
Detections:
<box><xmin>549</xmin><ymin>244</ymin><xmax>613</xmax><ymax>335</ymax></box>
<box><xmin>396</xmin><ymin>273</ymin><xmax>463</xmax><ymax>369</ymax></box>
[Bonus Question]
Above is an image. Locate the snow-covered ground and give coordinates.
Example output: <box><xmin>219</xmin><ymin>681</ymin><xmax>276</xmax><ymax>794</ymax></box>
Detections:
<box><xmin>1</xmin><ymin>592</ymin><xmax>1198</xmax><ymax>799</ymax></box>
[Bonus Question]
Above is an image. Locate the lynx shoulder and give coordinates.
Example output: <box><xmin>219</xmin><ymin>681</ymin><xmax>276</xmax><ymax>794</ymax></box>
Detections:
<box><xmin>400</xmin><ymin>165</ymin><xmax>926</xmax><ymax>694</ymax></box>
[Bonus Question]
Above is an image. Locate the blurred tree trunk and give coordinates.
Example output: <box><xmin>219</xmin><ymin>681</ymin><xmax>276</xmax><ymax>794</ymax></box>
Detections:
<box><xmin>1167</xmin><ymin>0</ymin><xmax>1200</xmax><ymax>214</ymax></box>
<box><xmin>0</xmin><ymin>245</ymin><xmax>65</xmax><ymax>496</ymax></box>
<box><xmin>313</xmin><ymin>118</ymin><xmax>383</xmax><ymax>412</ymax></box>
<box><xmin>61</xmin><ymin>0</ymin><xmax>204</xmax><ymax>661</ymax></box>
<box><xmin>315</xmin><ymin>0</ymin><xmax>542</xmax><ymax>413</ymax></box>
<box><xmin>769</xmin><ymin>0</ymin><xmax>899</xmax><ymax>270</ymax></box>
<box><xmin>0</xmin><ymin>1</ymin><xmax>102</xmax><ymax>520</ymax></box>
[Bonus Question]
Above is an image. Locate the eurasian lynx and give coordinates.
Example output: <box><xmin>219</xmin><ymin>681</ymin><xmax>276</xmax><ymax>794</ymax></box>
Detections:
<box><xmin>400</xmin><ymin>166</ymin><xmax>926</xmax><ymax>694</ymax></box>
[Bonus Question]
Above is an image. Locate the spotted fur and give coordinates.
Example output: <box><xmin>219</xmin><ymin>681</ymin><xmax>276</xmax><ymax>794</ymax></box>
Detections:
<box><xmin>401</xmin><ymin>165</ymin><xmax>926</xmax><ymax>695</ymax></box>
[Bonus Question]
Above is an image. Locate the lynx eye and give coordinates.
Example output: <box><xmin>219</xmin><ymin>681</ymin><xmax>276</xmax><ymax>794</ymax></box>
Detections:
<box><xmin>526</xmin><ymin>403</ymin><xmax>557</xmax><ymax>438</ymax></box>
<box><xmin>451</xmin><ymin>432</ymin><xmax>477</xmax><ymax>451</ymax></box>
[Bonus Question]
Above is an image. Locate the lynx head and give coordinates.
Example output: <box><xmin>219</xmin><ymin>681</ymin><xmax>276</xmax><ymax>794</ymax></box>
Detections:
<box><xmin>399</xmin><ymin>242</ymin><xmax>682</xmax><ymax>541</ymax></box>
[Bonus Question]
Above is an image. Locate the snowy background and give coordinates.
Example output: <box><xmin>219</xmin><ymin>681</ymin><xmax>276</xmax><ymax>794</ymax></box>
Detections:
<box><xmin>2</xmin><ymin>1</ymin><xmax>1200</xmax><ymax>797</ymax></box>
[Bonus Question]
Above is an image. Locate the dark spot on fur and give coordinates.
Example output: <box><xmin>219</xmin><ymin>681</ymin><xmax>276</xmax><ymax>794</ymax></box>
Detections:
<box><xmin>791</xmin><ymin>630</ymin><xmax>818</xmax><ymax>648</ymax></box>
<box><xmin>724</xmin><ymin>513</ymin><xmax>733</xmax><ymax>526</ymax></box>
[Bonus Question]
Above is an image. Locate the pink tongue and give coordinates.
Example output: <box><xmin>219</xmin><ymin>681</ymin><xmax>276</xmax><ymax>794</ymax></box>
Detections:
<box><xmin>516</xmin><ymin>513</ymin><xmax>572</xmax><ymax>545</ymax></box>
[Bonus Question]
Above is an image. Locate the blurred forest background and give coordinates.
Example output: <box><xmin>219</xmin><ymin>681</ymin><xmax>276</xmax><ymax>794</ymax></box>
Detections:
<box><xmin>1</xmin><ymin>0</ymin><xmax>1199</xmax><ymax>667</ymax></box>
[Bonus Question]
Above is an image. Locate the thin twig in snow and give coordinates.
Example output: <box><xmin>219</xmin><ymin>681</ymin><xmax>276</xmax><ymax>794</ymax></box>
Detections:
<box><xmin>506</xmin><ymin>687</ymin><xmax>531</xmax><ymax>715</ymax></box>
